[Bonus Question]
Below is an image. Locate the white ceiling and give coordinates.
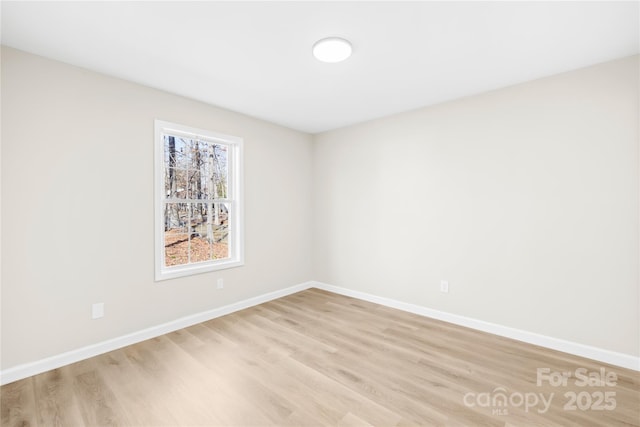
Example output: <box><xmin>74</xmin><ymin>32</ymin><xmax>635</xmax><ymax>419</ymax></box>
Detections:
<box><xmin>2</xmin><ymin>1</ymin><xmax>639</xmax><ymax>134</ymax></box>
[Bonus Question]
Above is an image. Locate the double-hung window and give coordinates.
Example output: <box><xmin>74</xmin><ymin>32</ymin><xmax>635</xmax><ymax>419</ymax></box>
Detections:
<box><xmin>155</xmin><ymin>120</ymin><xmax>243</xmax><ymax>281</ymax></box>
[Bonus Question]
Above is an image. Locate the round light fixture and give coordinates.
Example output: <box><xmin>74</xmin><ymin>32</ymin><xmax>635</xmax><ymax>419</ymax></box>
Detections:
<box><xmin>312</xmin><ymin>37</ymin><xmax>352</xmax><ymax>63</ymax></box>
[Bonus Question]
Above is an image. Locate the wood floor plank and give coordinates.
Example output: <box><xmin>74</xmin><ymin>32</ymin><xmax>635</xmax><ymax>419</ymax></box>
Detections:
<box><xmin>2</xmin><ymin>288</ymin><xmax>639</xmax><ymax>426</ymax></box>
<box><xmin>33</xmin><ymin>368</ymin><xmax>84</xmax><ymax>427</ymax></box>
<box><xmin>91</xmin><ymin>348</ymin><xmax>181</xmax><ymax>426</ymax></box>
<box><xmin>72</xmin><ymin>369</ymin><xmax>131</xmax><ymax>426</ymax></box>
<box><xmin>0</xmin><ymin>378</ymin><xmax>38</xmax><ymax>427</ymax></box>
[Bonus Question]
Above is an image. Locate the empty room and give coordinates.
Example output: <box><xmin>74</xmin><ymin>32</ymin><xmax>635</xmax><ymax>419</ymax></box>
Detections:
<box><xmin>1</xmin><ymin>1</ymin><xmax>639</xmax><ymax>426</ymax></box>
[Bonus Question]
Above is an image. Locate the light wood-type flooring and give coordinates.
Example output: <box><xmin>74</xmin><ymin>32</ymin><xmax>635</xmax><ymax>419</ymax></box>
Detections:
<box><xmin>2</xmin><ymin>288</ymin><xmax>639</xmax><ymax>426</ymax></box>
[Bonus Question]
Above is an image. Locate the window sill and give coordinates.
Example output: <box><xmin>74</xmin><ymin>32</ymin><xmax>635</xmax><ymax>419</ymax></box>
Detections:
<box><xmin>155</xmin><ymin>259</ymin><xmax>244</xmax><ymax>282</ymax></box>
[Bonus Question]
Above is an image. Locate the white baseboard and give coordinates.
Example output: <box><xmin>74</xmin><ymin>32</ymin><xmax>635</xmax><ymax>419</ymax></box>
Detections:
<box><xmin>2</xmin><ymin>280</ymin><xmax>637</xmax><ymax>385</ymax></box>
<box><xmin>0</xmin><ymin>281</ymin><xmax>314</xmax><ymax>385</ymax></box>
<box><xmin>311</xmin><ymin>281</ymin><xmax>640</xmax><ymax>371</ymax></box>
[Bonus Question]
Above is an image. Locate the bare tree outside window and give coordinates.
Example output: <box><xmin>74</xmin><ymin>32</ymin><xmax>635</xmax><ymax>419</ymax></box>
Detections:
<box><xmin>163</xmin><ymin>136</ymin><xmax>229</xmax><ymax>266</ymax></box>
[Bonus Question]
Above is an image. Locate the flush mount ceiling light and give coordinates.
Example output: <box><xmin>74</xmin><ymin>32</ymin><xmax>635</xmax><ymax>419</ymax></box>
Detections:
<box><xmin>312</xmin><ymin>37</ymin><xmax>352</xmax><ymax>63</ymax></box>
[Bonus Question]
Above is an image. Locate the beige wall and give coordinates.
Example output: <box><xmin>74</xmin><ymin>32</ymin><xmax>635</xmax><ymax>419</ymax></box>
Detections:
<box><xmin>314</xmin><ymin>56</ymin><xmax>640</xmax><ymax>357</ymax></box>
<box><xmin>2</xmin><ymin>47</ymin><xmax>638</xmax><ymax>370</ymax></box>
<box><xmin>1</xmin><ymin>47</ymin><xmax>314</xmax><ymax>369</ymax></box>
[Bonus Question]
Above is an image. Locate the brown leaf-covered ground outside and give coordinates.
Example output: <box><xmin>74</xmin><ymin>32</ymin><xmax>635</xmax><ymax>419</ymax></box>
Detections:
<box><xmin>165</xmin><ymin>229</ymin><xmax>228</xmax><ymax>267</ymax></box>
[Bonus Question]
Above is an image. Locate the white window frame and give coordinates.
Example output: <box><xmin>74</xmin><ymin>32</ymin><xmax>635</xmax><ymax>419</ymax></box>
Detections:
<box><xmin>154</xmin><ymin>120</ymin><xmax>244</xmax><ymax>281</ymax></box>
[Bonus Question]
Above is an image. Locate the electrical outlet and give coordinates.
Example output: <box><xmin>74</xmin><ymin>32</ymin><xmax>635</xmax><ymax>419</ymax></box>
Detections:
<box><xmin>92</xmin><ymin>302</ymin><xmax>104</xmax><ymax>319</ymax></box>
<box><xmin>217</xmin><ymin>278</ymin><xmax>224</xmax><ymax>289</ymax></box>
<box><xmin>440</xmin><ymin>280</ymin><xmax>449</xmax><ymax>293</ymax></box>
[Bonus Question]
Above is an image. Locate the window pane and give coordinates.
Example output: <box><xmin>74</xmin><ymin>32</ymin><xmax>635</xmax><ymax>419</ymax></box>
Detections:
<box><xmin>189</xmin><ymin>203</ymin><xmax>211</xmax><ymax>263</ymax></box>
<box><xmin>213</xmin><ymin>203</ymin><xmax>230</xmax><ymax>260</ymax></box>
<box><xmin>165</xmin><ymin>168</ymin><xmax>188</xmax><ymax>199</ymax></box>
<box><xmin>165</xmin><ymin>231</ymin><xmax>189</xmax><ymax>267</ymax></box>
<box><xmin>187</xmin><ymin>140</ymin><xmax>208</xmax><ymax>200</ymax></box>
<box><xmin>164</xmin><ymin>135</ymin><xmax>188</xmax><ymax>169</ymax></box>
<box><xmin>181</xmin><ymin>137</ymin><xmax>196</xmax><ymax>165</ymax></box>
<box><xmin>164</xmin><ymin>203</ymin><xmax>187</xmax><ymax>231</ymax></box>
<box><xmin>164</xmin><ymin>202</ymin><xmax>189</xmax><ymax>267</ymax></box>
<box><xmin>213</xmin><ymin>145</ymin><xmax>228</xmax><ymax>199</ymax></box>
<box><xmin>198</xmin><ymin>144</ymin><xmax>228</xmax><ymax>200</ymax></box>
<box><xmin>200</xmin><ymin>152</ymin><xmax>212</xmax><ymax>200</ymax></box>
